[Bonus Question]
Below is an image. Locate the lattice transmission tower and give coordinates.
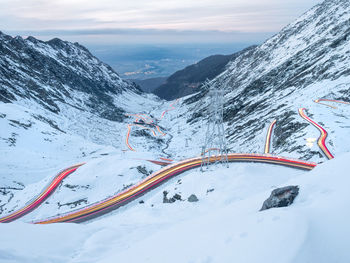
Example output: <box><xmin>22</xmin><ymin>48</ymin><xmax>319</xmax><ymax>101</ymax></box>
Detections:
<box><xmin>201</xmin><ymin>79</ymin><xmax>229</xmax><ymax>171</ymax></box>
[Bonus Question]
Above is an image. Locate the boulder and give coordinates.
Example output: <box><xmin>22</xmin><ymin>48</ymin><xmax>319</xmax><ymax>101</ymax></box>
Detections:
<box><xmin>188</xmin><ymin>194</ymin><xmax>199</xmax><ymax>202</ymax></box>
<box><xmin>260</xmin><ymin>186</ymin><xmax>299</xmax><ymax>211</ymax></box>
<box><xmin>163</xmin><ymin>191</ymin><xmax>182</xmax><ymax>203</ymax></box>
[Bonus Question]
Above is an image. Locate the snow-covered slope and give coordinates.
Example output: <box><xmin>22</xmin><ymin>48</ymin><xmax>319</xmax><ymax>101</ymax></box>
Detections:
<box><xmin>1</xmin><ymin>0</ymin><xmax>350</xmax><ymax>261</ymax></box>
<box><xmin>2</xmin><ymin>0</ymin><xmax>350</xmax><ymax>223</ymax></box>
<box><xmin>0</xmin><ymin>31</ymin><xmax>146</xmax><ymax>121</ymax></box>
<box><xmin>177</xmin><ymin>0</ymin><xmax>350</xmax><ymax>163</ymax></box>
<box><xmin>1</xmin><ymin>151</ymin><xmax>350</xmax><ymax>263</ymax></box>
<box><xmin>0</xmin><ymin>32</ymin><xmax>163</xmax><ymax>215</ymax></box>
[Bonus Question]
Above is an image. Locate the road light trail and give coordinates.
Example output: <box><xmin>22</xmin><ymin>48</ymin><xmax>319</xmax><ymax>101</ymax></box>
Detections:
<box><xmin>159</xmin><ymin>99</ymin><xmax>180</xmax><ymax>120</ymax></box>
<box><xmin>125</xmin><ymin>98</ymin><xmax>181</xmax><ymax>152</ymax></box>
<box><xmin>34</xmin><ymin>154</ymin><xmax>316</xmax><ymax>224</ymax></box>
<box><xmin>159</xmin><ymin>157</ymin><xmax>173</xmax><ymax>162</ymax></box>
<box><xmin>200</xmin><ymin>148</ymin><xmax>221</xmax><ymax>156</ymax></box>
<box><xmin>3</xmin><ymin>98</ymin><xmax>340</xmax><ymax>224</ymax></box>
<box><xmin>125</xmin><ymin>124</ymin><xmax>136</xmax><ymax>151</ymax></box>
<box><xmin>0</xmin><ymin>163</ymin><xmax>84</xmax><ymax>223</ymax></box>
<box><xmin>156</xmin><ymin>125</ymin><xmax>166</xmax><ymax>136</ymax></box>
<box><xmin>147</xmin><ymin>160</ymin><xmax>172</xmax><ymax>166</ymax></box>
<box><xmin>264</xmin><ymin>120</ymin><xmax>276</xmax><ymax>154</ymax></box>
<box><xmin>298</xmin><ymin>108</ymin><xmax>334</xmax><ymax>159</ymax></box>
<box><xmin>126</xmin><ymin>124</ymin><xmax>158</xmax><ymax>151</ymax></box>
<box><xmin>125</xmin><ymin>112</ymin><xmax>167</xmax><ymax>151</ymax></box>
<box><xmin>314</xmin><ymin>99</ymin><xmax>350</xmax><ymax>109</ymax></box>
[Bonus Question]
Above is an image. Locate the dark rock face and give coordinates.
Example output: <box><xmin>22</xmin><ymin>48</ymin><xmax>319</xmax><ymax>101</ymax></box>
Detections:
<box><xmin>260</xmin><ymin>186</ymin><xmax>299</xmax><ymax>211</ymax></box>
<box><xmin>206</xmin><ymin>189</ymin><xmax>214</xmax><ymax>194</ymax></box>
<box><xmin>131</xmin><ymin>77</ymin><xmax>167</xmax><ymax>93</ymax></box>
<box><xmin>57</xmin><ymin>198</ymin><xmax>88</xmax><ymax>209</ymax></box>
<box><xmin>63</xmin><ymin>184</ymin><xmax>90</xmax><ymax>191</ymax></box>
<box><xmin>154</xmin><ymin>46</ymin><xmax>257</xmax><ymax>100</ymax></box>
<box><xmin>187</xmin><ymin>194</ymin><xmax>199</xmax><ymax>202</ymax></box>
<box><xmin>163</xmin><ymin>191</ymin><xmax>182</xmax><ymax>203</ymax></box>
<box><xmin>135</xmin><ymin>165</ymin><xmax>151</xmax><ymax>176</ymax></box>
<box><xmin>0</xmin><ymin>32</ymin><xmax>142</xmax><ymax>122</ymax></box>
<box><xmin>0</xmin><ymin>183</ymin><xmax>25</xmax><ymax>214</ymax></box>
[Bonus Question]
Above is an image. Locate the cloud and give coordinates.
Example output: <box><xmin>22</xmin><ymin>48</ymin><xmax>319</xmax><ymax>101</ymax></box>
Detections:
<box><xmin>4</xmin><ymin>28</ymin><xmax>275</xmax><ymax>45</ymax></box>
<box><xmin>0</xmin><ymin>0</ymin><xmax>322</xmax><ymax>43</ymax></box>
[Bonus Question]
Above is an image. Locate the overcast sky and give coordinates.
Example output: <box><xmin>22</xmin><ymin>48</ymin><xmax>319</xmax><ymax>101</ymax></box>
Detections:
<box><xmin>0</xmin><ymin>0</ymin><xmax>322</xmax><ymax>44</ymax></box>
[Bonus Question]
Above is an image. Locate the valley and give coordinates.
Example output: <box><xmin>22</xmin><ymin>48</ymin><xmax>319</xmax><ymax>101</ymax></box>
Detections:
<box><xmin>1</xmin><ymin>0</ymin><xmax>350</xmax><ymax>262</ymax></box>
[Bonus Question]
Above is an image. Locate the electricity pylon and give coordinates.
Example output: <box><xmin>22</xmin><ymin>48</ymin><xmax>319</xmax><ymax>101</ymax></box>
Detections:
<box><xmin>201</xmin><ymin>79</ymin><xmax>229</xmax><ymax>171</ymax></box>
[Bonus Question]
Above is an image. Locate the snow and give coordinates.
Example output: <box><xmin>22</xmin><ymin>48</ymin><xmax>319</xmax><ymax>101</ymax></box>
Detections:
<box><xmin>1</xmin><ymin>1</ymin><xmax>350</xmax><ymax>261</ymax></box>
<box><xmin>90</xmin><ymin>155</ymin><xmax>350</xmax><ymax>263</ymax></box>
<box><xmin>1</xmin><ymin>85</ymin><xmax>350</xmax><ymax>263</ymax></box>
<box><xmin>3</xmin><ymin>73</ymin><xmax>350</xmax><ymax>261</ymax></box>
<box><xmin>2</xmin><ymin>75</ymin><xmax>350</xmax><ymax>262</ymax></box>
<box><xmin>1</xmin><ymin>151</ymin><xmax>350</xmax><ymax>262</ymax></box>
<box><xmin>0</xmin><ymin>79</ymin><xmax>350</xmax><ymax>263</ymax></box>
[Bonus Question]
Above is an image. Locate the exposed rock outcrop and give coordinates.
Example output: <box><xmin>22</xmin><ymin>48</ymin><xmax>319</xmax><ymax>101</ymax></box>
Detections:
<box><xmin>260</xmin><ymin>186</ymin><xmax>299</xmax><ymax>211</ymax></box>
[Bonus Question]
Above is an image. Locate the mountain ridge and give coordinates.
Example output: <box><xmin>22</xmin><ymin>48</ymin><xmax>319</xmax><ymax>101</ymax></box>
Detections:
<box><xmin>0</xmin><ymin>32</ymin><xmax>143</xmax><ymax>121</ymax></box>
<box><xmin>153</xmin><ymin>46</ymin><xmax>257</xmax><ymax>100</ymax></box>
<box><xmin>175</xmin><ymin>0</ymin><xmax>350</xmax><ymax>163</ymax></box>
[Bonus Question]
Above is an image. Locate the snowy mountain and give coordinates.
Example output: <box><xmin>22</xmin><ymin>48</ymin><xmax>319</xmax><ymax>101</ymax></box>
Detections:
<box><xmin>1</xmin><ymin>0</ymin><xmax>350</xmax><ymax>262</ymax></box>
<box><xmin>177</xmin><ymin>0</ymin><xmax>350</xmax><ymax>163</ymax></box>
<box><xmin>1</xmin><ymin>0</ymin><xmax>350</xmax><ymax>224</ymax></box>
<box><xmin>153</xmin><ymin>46</ymin><xmax>256</xmax><ymax>100</ymax></box>
<box><xmin>0</xmin><ymin>32</ymin><xmax>163</xmax><ymax>216</ymax></box>
<box><xmin>129</xmin><ymin>77</ymin><xmax>167</xmax><ymax>93</ymax></box>
<box><xmin>0</xmin><ymin>31</ymin><xmax>144</xmax><ymax>121</ymax></box>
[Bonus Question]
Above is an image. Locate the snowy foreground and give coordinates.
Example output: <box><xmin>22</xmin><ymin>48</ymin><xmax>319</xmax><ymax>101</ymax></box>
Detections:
<box><xmin>1</xmin><ymin>90</ymin><xmax>350</xmax><ymax>262</ymax></box>
<box><xmin>1</xmin><ymin>152</ymin><xmax>349</xmax><ymax>263</ymax></box>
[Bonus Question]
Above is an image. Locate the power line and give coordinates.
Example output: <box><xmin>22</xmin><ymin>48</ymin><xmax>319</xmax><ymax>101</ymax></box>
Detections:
<box><xmin>201</xmin><ymin>79</ymin><xmax>229</xmax><ymax>171</ymax></box>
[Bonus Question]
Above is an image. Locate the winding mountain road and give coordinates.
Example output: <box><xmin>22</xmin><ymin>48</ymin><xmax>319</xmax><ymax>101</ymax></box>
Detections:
<box><xmin>3</xmin><ymin>98</ymin><xmax>344</xmax><ymax>224</ymax></box>
<box><xmin>314</xmin><ymin>99</ymin><xmax>350</xmax><ymax>109</ymax></box>
<box><xmin>34</xmin><ymin>154</ymin><xmax>316</xmax><ymax>224</ymax></box>
<box><xmin>125</xmin><ymin>99</ymin><xmax>179</xmax><ymax>152</ymax></box>
<box><xmin>125</xmin><ymin>115</ymin><xmax>166</xmax><ymax>152</ymax></box>
<box><xmin>0</xmin><ymin>163</ymin><xmax>84</xmax><ymax>223</ymax></box>
<box><xmin>264</xmin><ymin>120</ymin><xmax>276</xmax><ymax>154</ymax></box>
<box><xmin>301</xmin><ymin>98</ymin><xmax>350</xmax><ymax>159</ymax></box>
<box><xmin>159</xmin><ymin>99</ymin><xmax>179</xmax><ymax>120</ymax></box>
<box><xmin>298</xmin><ymin>108</ymin><xmax>334</xmax><ymax>159</ymax></box>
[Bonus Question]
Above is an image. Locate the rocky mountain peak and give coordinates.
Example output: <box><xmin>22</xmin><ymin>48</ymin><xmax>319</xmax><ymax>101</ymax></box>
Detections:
<box><xmin>0</xmin><ymin>31</ymin><xmax>143</xmax><ymax>121</ymax></box>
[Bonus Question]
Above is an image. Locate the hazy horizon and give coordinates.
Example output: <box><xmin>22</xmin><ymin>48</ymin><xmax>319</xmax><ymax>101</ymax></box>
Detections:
<box><xmin>89</xmin><ymin>42</ymin><xmax>256</xmax><ymax>79</ymax></box>
<box><xmin>1</xmin><ymin>0</ymin><xmax>322</xmax><ymax>79</ymax></box>
<box><xmin>1</xmin><ymin>0</ymin><xmax>321</xmax><ymax>45</ymax></box>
